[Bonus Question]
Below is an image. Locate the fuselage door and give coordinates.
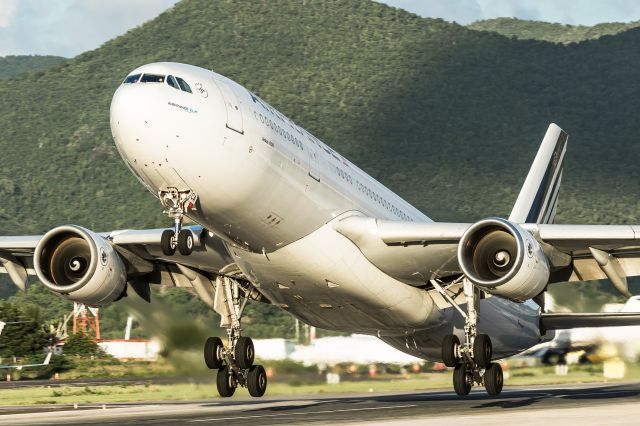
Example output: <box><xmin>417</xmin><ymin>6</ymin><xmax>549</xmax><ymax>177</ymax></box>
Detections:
<box><xmin>212</xmin><ymin>79</ymin><xmax>244</xmax><ymax>134</ymax></box>
<box><xmin>308</xmin><ymin>141</ymin><xmax>321</xmax><ymax>182</ymax></box>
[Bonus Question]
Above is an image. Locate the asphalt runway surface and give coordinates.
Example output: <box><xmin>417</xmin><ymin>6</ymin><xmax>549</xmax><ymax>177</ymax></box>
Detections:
<box><xmin>1</xmin><ymin>382</ymin><xmax>639</xmax><ymax>425</ymax></box>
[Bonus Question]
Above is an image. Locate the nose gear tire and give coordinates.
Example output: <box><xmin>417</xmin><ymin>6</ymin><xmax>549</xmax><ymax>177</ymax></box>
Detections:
<box><xmin>161</xmin><ymin>230</ymin><xmax>176</xmax><ymax>256</ymax></box>
<box><xmin>178</xmin><ymin>230</ymin><xmax>194</xmax><ymax>256</ymax></box>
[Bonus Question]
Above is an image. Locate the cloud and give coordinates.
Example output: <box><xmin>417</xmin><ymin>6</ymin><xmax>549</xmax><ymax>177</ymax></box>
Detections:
<box><xmin>0</xmin><ymin>0</ymin><xmax>179</xmax><ymax>57</ymax></box>
<box><xmin>380</xmin><ymin>0</ymin><xmax>640</xmax><ymax>25</ymax></box>
<box><xmin>0</xmin><ymin>0</ymin><xmax>18</xmax><ymax>28</ymax></box>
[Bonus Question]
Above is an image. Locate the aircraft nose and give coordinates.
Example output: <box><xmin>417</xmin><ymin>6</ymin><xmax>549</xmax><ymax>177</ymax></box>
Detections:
<box><xmin>110</xmin><ymin>84</ymin><xmax>140</xmax><ymax>149</ymax></box>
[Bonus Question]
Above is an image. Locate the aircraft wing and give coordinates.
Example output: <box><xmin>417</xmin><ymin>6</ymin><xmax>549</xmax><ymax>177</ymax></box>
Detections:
<box><xmin>333</xmin><ymin>215</ymin><xmax>640</xmax><ymax>293</ymax></box>
<box><xmin>0</xmin><ymin>225</ymin><xmax>237</xmax><ymax>305</ymax></box>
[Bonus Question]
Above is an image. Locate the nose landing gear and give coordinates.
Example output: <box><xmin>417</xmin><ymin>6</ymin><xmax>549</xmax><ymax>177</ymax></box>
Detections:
<box><xmin>204</xmin><ymin>273</ymin><xmax>268</xmax><ymax>398</ymax></box>
<box><xmin>159</xmin><ymin>188</ymin><xmax>198</xmax><ymax>256</ymax></box>
<box><xmin>432</xmin><ymin>277</ymin><xmax>503</xmax><ymax>397</ymax></box>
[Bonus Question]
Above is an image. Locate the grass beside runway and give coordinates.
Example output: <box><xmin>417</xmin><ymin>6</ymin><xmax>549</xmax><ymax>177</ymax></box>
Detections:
<box><xmin>1</xmin><ymin>363</ymin><xmax>639</xmax><ymax>405</ymax></box>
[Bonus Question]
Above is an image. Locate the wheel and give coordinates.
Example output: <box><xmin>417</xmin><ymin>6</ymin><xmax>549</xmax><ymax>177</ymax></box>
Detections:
<box><xmin>177</xmin><ymin>230</ymin><xmax>194</xmax><ymax>255</ymax></box>
<box><xmin>473</xmin><ymin>334</ymin><xmax>492</xmax><ymax>368</ymax></box>
<box><xmin>483</xmin><ymin>362</ymin><xmax>503</xmax><ymax>396</ymax></box>
<box><xmin>204</xmin><ymin>337</ymin><xmax>224</xmax><ymax>369</ymax></box>
<box><xmin>234</xmin><ymin>336</ymin><xmax>255</xmax><ymax>369</ymax></box>
<box><xmin>161</xmin><ymin>230</ymin><xmax>176</xmax><ymax>256</ymax></box>
<box><xmin>216</xmin><ymin>365</ymin><xmax>236</xmax><ymax>397</ymax></box>
<box><xmin>247</xmin><ymin>365</ymin><xmax>268</xmax><ymax>397</ymax></box>
<box><xmin>442</xmin><ymin>334</ymin><xmax>460</xmax><ymax>367</ymax></box>
<box><xmin>453</xmin><ymin>363</ymin><xmax>472</xmax><ymax>396</ymax></box>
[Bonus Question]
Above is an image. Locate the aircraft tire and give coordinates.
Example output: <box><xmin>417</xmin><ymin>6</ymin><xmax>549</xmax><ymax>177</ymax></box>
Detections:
<box><xmin>453</xmin><ymin>363</ymin><xmax>471</xmax><ymax>396</ymax></box>
<box><xmin>204</xmin><ymin>337</ymin><xmax>224</xmax><ymax>369</ymax></box>
<box><xmin>441</xmin><ymin>334</ymin><xmax>460</xmax><ymax>367</ymax></box>
<box><xmin>216</xmin><ymin>365</ymin><xmax>236</xmax><ymax>397</ymax></box>
<box><xmin>161</xmin><ymin>230</ymin><xmax>176</xmax><ymax>256</ymax></box>
<box><xmin>247</xmin><ymin>365</ymin><xmax>268</xmax><ymax>397</ymax></box>
<box><xmin>177</xmin><ymin>230</ymin><xmax>194</xmax><ymax>255</ymax></box>
<box><xmin>483</xmin><ymin>362</ymin><xmax>503</xmax><ymax>396</ymax></box>
<box><xmin>235</xmin><ymin>336</ymin><xmax>255</xmax><ymax>369</ymax></box>
<box><xmin>473</xmin><ymin>334</ymin><xmax>492</xmax><ymax>368</ymax></box>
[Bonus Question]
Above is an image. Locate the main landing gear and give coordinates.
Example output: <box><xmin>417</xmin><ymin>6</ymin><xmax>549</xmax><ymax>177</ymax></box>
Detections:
<box><xmin>431</xmin><ymin>278</ymin><xmax>504</xmax><ymax>397</ymax></box>
<box><xmin>204</xmin><ymin>274</ymin><xmax>268</xmax><ymax>397</ymax></box>
<box><xmin>159</xmin><ymin>188</ymin><xmax>198</xmax><ymax>256</ymax></box>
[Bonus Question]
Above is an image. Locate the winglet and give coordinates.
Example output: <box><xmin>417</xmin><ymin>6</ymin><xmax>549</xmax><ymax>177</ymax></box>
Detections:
<box><xmin>509</xmin><ymin>123</ymin><xmax>568</xmax><ymax>224</ymax></box>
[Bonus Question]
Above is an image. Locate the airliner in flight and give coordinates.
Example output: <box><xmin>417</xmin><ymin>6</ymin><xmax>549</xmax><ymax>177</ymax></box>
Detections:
<box><xmin>1</xmin><ymin>62</ymin><xmax>639</xmax><ymax>397</ymax></box>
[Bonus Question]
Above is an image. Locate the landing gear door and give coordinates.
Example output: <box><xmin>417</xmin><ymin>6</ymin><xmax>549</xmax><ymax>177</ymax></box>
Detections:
<box><xmin>212</xmin><ymin>79</ymin><xmax>244</xmax><ymax>134</ymax></box>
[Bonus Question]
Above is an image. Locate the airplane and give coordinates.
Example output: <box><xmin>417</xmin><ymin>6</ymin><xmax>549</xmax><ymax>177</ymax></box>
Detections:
<box><xmin>0</xmin><ymin>62</ymin><xmax>639</xmax><ymax>397</ymax></box>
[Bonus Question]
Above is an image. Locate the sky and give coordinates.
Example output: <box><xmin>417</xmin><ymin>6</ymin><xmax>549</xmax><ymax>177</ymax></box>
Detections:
<box><xmin>2</xmin><ymin>0</ymin><xmax>640</xmax><ymax>57</ymax></box>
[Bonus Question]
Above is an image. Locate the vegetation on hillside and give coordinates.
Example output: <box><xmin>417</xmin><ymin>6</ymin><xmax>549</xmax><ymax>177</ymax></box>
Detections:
<box><xmin>468</xmin><ymin>18</ymin><xmax>640</xmax><ymax>43</ymax></box>
<box><xmin>0</xmin><ymin>0</ymin><xmax>639</xmax><ymax>339</ymax></box>
<box><xmin>0</xmin><ymin>55</ymin><xmax>66</xmax><ymax>79</ymax></box>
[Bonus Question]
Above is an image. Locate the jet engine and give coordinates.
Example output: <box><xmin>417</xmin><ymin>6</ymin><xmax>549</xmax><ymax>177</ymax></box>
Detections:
<box><xmin>458</xmin><ymin>217</ymin><xmax>550</xmax><ymax>302</ymax></box>
<box><xmin>34</xmin><ymin>225</ymin><xmax>127</xmax><ymax>306</ymax></box>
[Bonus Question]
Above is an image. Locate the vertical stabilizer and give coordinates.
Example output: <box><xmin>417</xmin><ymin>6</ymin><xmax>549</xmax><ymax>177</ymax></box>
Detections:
<box><xmin>509</xmin><ymin>123</ymin><xmax>568</xmax><ymax>224</ymax></box>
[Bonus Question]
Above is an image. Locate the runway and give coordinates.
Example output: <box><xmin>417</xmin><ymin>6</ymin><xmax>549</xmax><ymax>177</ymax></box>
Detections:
<box><xmin>1</xmin><ymin>382</ymin><xmax>639</xmax><ymax>425</ymax></box>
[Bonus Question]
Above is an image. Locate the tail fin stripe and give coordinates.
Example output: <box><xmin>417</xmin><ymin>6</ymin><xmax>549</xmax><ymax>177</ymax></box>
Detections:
<box><xmin>510</xmin><ymin>123</ymin><xmax>568</xmax><ymax>224</ymax></box>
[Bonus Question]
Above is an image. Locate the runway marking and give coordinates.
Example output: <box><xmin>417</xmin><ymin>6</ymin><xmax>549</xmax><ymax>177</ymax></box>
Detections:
<box><xmin>188</xmin><ymin>404</ymin><xmax>418</xmax><ymax>422</ymax></box>
<box><xmin>555</xmin><ymin>390</ymin><xmax>638</xmax><ymax>398</ymax></box>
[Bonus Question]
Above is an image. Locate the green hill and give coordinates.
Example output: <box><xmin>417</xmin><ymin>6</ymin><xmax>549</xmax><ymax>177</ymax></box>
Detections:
<box><xmin>468</xmin><ymin>17</ymin><xmax>640</xmax><ymax>43</ymax></box>
<box><xmin>0</xmin><ymin>0</ymin><xmax>638</xmax><ymax>239</ymax></box>
<box><xmin>0</xmin><ymin>55</ymin><xmax>66</xmax><ymax>79</ymax></box>
<box><xmin>1</xmin><ymin>0</ymin><xmax>639</xmax><ymax>341</ymax></box>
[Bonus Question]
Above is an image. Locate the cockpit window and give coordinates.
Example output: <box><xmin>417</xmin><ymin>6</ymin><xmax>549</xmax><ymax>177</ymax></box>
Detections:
<box><xmin>167</xmin><ymin>75</ymin><xmax>180</xmax><ymax>90</ymax></box>
<box><xmin>140</xmin><ymin>74</ymin><xmax>165</xmax><ymax>83</ymax></box>
<box><xmin>176</xmin><ymin>77</ymin><xmax>192</xmax><ymax>93</ymax></box>
<box><xmin>123</xmin><ymin>73</ymin><xmax>141</xmax><ymax>84</ymax></box>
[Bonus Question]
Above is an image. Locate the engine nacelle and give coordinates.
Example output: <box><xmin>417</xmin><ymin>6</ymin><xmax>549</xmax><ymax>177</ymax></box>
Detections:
<box><xmin>458</xmin><ymin>218</ymin><xmax>550</xmax><ymax>302</ymax></box>
<box><xmin>34</xmin><ymin>225</ymin><xmax>127</xmax><ymax>306</ymax></box>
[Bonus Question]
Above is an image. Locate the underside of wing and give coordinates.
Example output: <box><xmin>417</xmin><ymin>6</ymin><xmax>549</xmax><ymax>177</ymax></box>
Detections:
<box><xmin>332</xmin><ymin>215</ymin><xmax>466</xmax><ymax>286</ymax></box>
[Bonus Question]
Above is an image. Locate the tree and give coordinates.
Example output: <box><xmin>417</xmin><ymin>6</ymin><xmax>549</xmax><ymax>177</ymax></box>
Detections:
<box><xmin>0</xmin><ymin>300</ymin><xmax>48</xmax><ymax>358</ymax></box>
<box><xmin>63</xmin><ymin>332</ymin><xmax>104</xmax><ymax>357</ymax></box>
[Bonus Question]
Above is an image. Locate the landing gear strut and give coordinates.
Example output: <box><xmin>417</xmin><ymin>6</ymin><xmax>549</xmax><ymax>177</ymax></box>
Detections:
<box><xmin>432</xmin><ymin>277</ymin><xmax>503</xmax><ymax>397</ymax></box>
<box><xmin>204</xmin><ymin>273</ymin><xmax>268</xmax><ymax>397</ymax></box>
<box><xmin>159</xmin><ymin>188</ymin><xmax>198</xmax><ymax>256</ymax></box>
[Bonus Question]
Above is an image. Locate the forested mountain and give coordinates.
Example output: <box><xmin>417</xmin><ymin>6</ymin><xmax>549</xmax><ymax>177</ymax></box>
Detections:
<box><xmin>0</xmin><ymin>55</ymin><xmax>66</xmax><ymax>79</ymax></box>
<box><xmin>0</xmin><ymin>0</ymin><xmax>638</xmax><ymax>237</ymax></box>
<box><xmin>0</xmin><ymin>0</ymin><xmax>639</xmax><ymax>334</ymax></box>
<box><xmin>468</xmin><ymin>18</ymin><xmax>640</xmax><ymax>44</ymax></box>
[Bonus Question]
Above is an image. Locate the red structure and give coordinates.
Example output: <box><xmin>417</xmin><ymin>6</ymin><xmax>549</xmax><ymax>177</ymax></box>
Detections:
<box><xmin>72</xmin><ymin>303</ymin><xmax>101</xmax><ymax>340</ymax></box>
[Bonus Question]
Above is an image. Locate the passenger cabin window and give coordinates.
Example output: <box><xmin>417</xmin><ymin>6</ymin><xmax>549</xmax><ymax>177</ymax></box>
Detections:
<box><xmin>140</xmin><ymin>74</ymin><xmax>165</xmax><ymax>83</ymax></box>
<box><xmin>176</xmin><ymin>77</ymin><xmax>192</xmax><ymax>93</ymax></box>
<box><xmin>167</xmin><ymin>75</ymin><xmax>180</xmax><ymax>90</ymax></box>
<box><xmin>123</xmin><ymin>73</ymin><xmax>141</xmax><ymax>84</ymax></box>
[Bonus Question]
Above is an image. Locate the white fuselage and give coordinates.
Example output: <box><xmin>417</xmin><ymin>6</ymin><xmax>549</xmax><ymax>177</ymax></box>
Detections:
<box><xmin>110</xmin><ymin>62</ymin><xmax>543</xmax><ymax>361</ymax></box>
